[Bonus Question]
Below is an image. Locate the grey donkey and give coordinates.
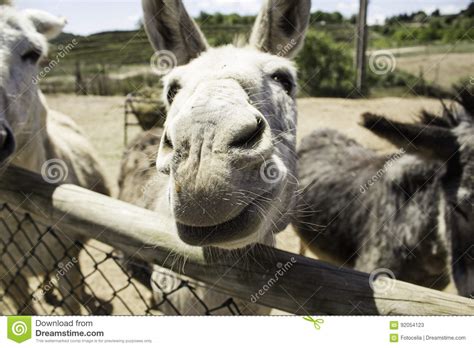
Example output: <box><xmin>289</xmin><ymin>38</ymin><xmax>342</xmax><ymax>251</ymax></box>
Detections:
<box><xmin>293</xmin><ymin>87</ymin><xmax>474</xmax><ymax>298</ymax></box>
<box><xmin>0</xmin><ymin>5</ymin><xmax>113</xmax><ymax>314</ymax></box>
<box><xmin>119</xmin><ymin>0</ymin><xmax>311</xmax><ymax>314</ymax></box>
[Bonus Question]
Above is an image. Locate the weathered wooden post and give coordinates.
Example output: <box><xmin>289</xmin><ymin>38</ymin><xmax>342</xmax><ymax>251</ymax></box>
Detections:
<box><xmin>355</xmin><ymin>0</ymin><xmax>369</xmax><ymax>95</ymax></box>
<box><xmin>96</xmin><ymin>63</ymin><xmax>110</xmax><ymax>96</ymax></box>
<box><xmin>75</xmin><ymin>60</ymin><xmax>87</xmax><ymax>95</ymax></box>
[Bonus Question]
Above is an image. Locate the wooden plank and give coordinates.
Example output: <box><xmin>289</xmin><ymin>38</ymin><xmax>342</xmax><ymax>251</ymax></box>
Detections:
<box><xmin>1</xmin><ymin>166</ymin><xmax>473</xmax><ymax>315</ymax></box>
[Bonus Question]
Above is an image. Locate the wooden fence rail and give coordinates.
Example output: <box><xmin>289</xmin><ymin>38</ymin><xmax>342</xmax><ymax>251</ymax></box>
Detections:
<box><xmin>0</xmin><ymin>166</ymin><xmax>472</xmax><ymax>315</ymax></box>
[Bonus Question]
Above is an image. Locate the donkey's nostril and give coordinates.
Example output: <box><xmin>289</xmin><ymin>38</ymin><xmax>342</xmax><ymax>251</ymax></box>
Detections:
<box><xmin>163</xmin><ymin>133</ymin><xmax>173</xmax><ymax>149</ymax></box>
<box><xmin>229</xmin><ymin>116</ymin><xmax>266</xmax><ymax>149</ymax></box>
<box><xmin>0</xmin><ymin>125</ymin><xmax>15</xmax><ymax>164</ymax></box>
<box><xmin>0</xmin><ymin>128</ymin><xmax>8</xmax><ymax>148</ymax></box>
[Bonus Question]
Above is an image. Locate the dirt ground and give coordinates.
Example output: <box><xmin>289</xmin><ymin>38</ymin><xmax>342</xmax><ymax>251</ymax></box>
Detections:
<box><xmin>396</xmin><ymin>52</ymin><xmax>473</xmax><ymax>88</ymax></box>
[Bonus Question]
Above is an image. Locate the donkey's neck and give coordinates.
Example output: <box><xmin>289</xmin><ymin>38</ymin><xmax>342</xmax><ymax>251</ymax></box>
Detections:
<box><xmin>10</xmin><ymin>91</ymin><xmax>49</xmax><ymax>173</ymax></box>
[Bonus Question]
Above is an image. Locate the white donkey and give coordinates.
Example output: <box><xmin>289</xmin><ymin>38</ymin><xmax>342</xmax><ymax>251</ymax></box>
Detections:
<box><xmin>0</xmin><ymin>5</ymin><xmax>112</xmax><ymax>314</ymax></box>
<box><xmin>119</xmin><ymin>0</ymin><xmax>311</xmax><ymax>314</ymax></box>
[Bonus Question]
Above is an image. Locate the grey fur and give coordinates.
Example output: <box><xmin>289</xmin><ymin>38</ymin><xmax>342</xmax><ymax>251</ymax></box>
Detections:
<box><xmin>141</xmin><ymin>0</ymin><xmax>208</xmax><ymax>65</ymax></box>
<box><xmin>293</xmin><ymin>92</ymin><xmax>474</xmax><ymax>297</ymax></box>
<box><xmin>249</xmin><ymin>0</ymin><xmax>311</xmax><ymax>58</ymax></box>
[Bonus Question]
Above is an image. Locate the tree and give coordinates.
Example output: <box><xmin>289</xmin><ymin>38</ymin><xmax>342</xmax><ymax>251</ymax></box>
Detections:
<box><xmin>463</xmin><ymin>2</ymin><xmax>474</xmax><ymax>17</ymax></box>
<box><xmin>296</xmin><ymin>31</ymin><xmax>354</xmax><ymax>97</ymax></box>
<box><xmin>413</xmin><ymin>11</ymin><xmax>428</xmax><ymax>22</ymax></box>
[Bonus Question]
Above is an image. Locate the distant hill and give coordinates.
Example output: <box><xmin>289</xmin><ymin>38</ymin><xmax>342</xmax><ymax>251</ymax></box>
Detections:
<box><xmin>49</xmin><ymin>30</ymin><xmax>153</xmax><ymax>73</ymax></box>
<box><xmin>39</xmin><ymin>6</ymin><xmax>473</xmax><ymax>97</ymax></box>
<box><xmin>47</xmin><ymin>3</ymin><xmax>473</xmax><ymax>72</ymax></box>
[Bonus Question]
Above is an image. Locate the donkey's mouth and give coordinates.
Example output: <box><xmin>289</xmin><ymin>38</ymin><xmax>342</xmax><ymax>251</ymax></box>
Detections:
<box><xmin>175</xmin><ymin>198</ymin><xmax>265</xmax><ymax>248</ymax></box>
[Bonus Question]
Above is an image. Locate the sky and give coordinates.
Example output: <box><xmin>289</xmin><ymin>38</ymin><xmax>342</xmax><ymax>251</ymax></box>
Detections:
<box><xmin>14</xmin><ymin>0</ymin><xmax>472</xmax><ymax>35</ymax></box>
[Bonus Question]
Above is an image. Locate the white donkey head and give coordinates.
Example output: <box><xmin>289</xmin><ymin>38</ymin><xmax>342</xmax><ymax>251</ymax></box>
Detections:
<box><xmin>142</xmin><ymin>0</ymin><xmax>311</xmax><ymax>249</ymax></box>
<box><xmin>0</xmin><ymin>5</ymin><xmax>65</xmax><ymax>167</ymax></box>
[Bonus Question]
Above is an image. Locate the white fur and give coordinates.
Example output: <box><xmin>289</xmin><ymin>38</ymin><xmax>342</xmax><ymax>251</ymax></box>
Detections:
<box><xmin>119</xmin><ymin>0</ymin><xmax>311</xmax><ymax>315</ymax></box>
<box><xmin>0</xmin><ymin>6</ymin><xmax>112</xmax><ymax>314</ymax></box>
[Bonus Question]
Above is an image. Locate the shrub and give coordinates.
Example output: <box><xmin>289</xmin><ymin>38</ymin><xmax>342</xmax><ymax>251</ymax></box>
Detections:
<box><xmin>295</xmin><ymin>30</ymin><xmax>355</xmax><ymax>97</ymax></box>
<box><xmin>367</xmin><ymin>69</ymin><xmax>452</xmax><ymax>98</ymax></box>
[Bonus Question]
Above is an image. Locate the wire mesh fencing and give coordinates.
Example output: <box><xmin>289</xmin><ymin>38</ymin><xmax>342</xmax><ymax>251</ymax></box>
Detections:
<box><xmin>0</xmin><ymin>202</ymin><xmax>245</xmax><ymax>316</ymax></box>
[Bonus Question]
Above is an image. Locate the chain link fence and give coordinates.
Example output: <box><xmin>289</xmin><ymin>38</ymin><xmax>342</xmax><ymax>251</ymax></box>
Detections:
<box><xmin>0</xmin><ymin>202</ymin><xmax>244</xmax><ymax>315</ymax></box>
<box><xmin>2</xmin><ymin>166</ymin><xmax>470</xmax><ymax>316</ymax></box>
<box><xmin>123</xmin><ymin>93</ymin><xmax>167</xmax><ymax>145</ymax></box>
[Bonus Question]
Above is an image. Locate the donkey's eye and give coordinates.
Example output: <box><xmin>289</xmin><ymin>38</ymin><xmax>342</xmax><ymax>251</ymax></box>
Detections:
<box><xmin>167</xmin><ymin>82</ymin><xmax>181</xmax><ymax>104</ymax></box>
<box><xmin>271</xmin><ymin>72</ymin><xmax>294</xmax><ymax>95</ymax></box>
<box><xmin>21</xmin><ymin>49</ymin><xmax>42</xmax><ymax>64</ymax></box>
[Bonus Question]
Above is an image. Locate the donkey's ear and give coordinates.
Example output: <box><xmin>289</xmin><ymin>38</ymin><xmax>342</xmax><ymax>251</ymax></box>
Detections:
<box><xmin>141</xmin><ymin>0</ymin><xmax>208</xmax><ymax>66</ymax></box>
<box><xmin>250</xmin><ymin>0</ymin><xmax>311</xmax><ymax>58</ymax></box>
<box><xmin>23</xmin><ymin>9</ymin><xmax>66</xmax><ymax>40</ymax></box>
<box><xmin>361</xmin><ymin>113</ymin><xmax>460</xmax><ymax>161</ymax></box>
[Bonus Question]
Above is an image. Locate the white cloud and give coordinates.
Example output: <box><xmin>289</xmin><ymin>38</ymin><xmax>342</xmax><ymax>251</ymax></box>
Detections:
<box><xmin>183</xmin><ymin>0</ymin><xmax>260</xmax><ymax>16</ymax></box>
<box><xmin>15</xmin><ymin>0</ymin><xmax>473</xmax><ymax>35</ymax></box>
<box><xmin>368</xmin><ymin>14</ymin><xmax>387</xmax><ymax>25</ymax></box>
<box><xmin>127</xmin><ymin>13</ymin><xmax>141</xmax><ymax>23</ymax></box>
<box><xmin>335</xmin><ymin>0</ymin><xmax>359</xmax><ymax>13</ymax></box>
<box><xmin>423</xmin><ymin>5</ymin><xmax>464</xmax><ymax>15</ymax></box>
